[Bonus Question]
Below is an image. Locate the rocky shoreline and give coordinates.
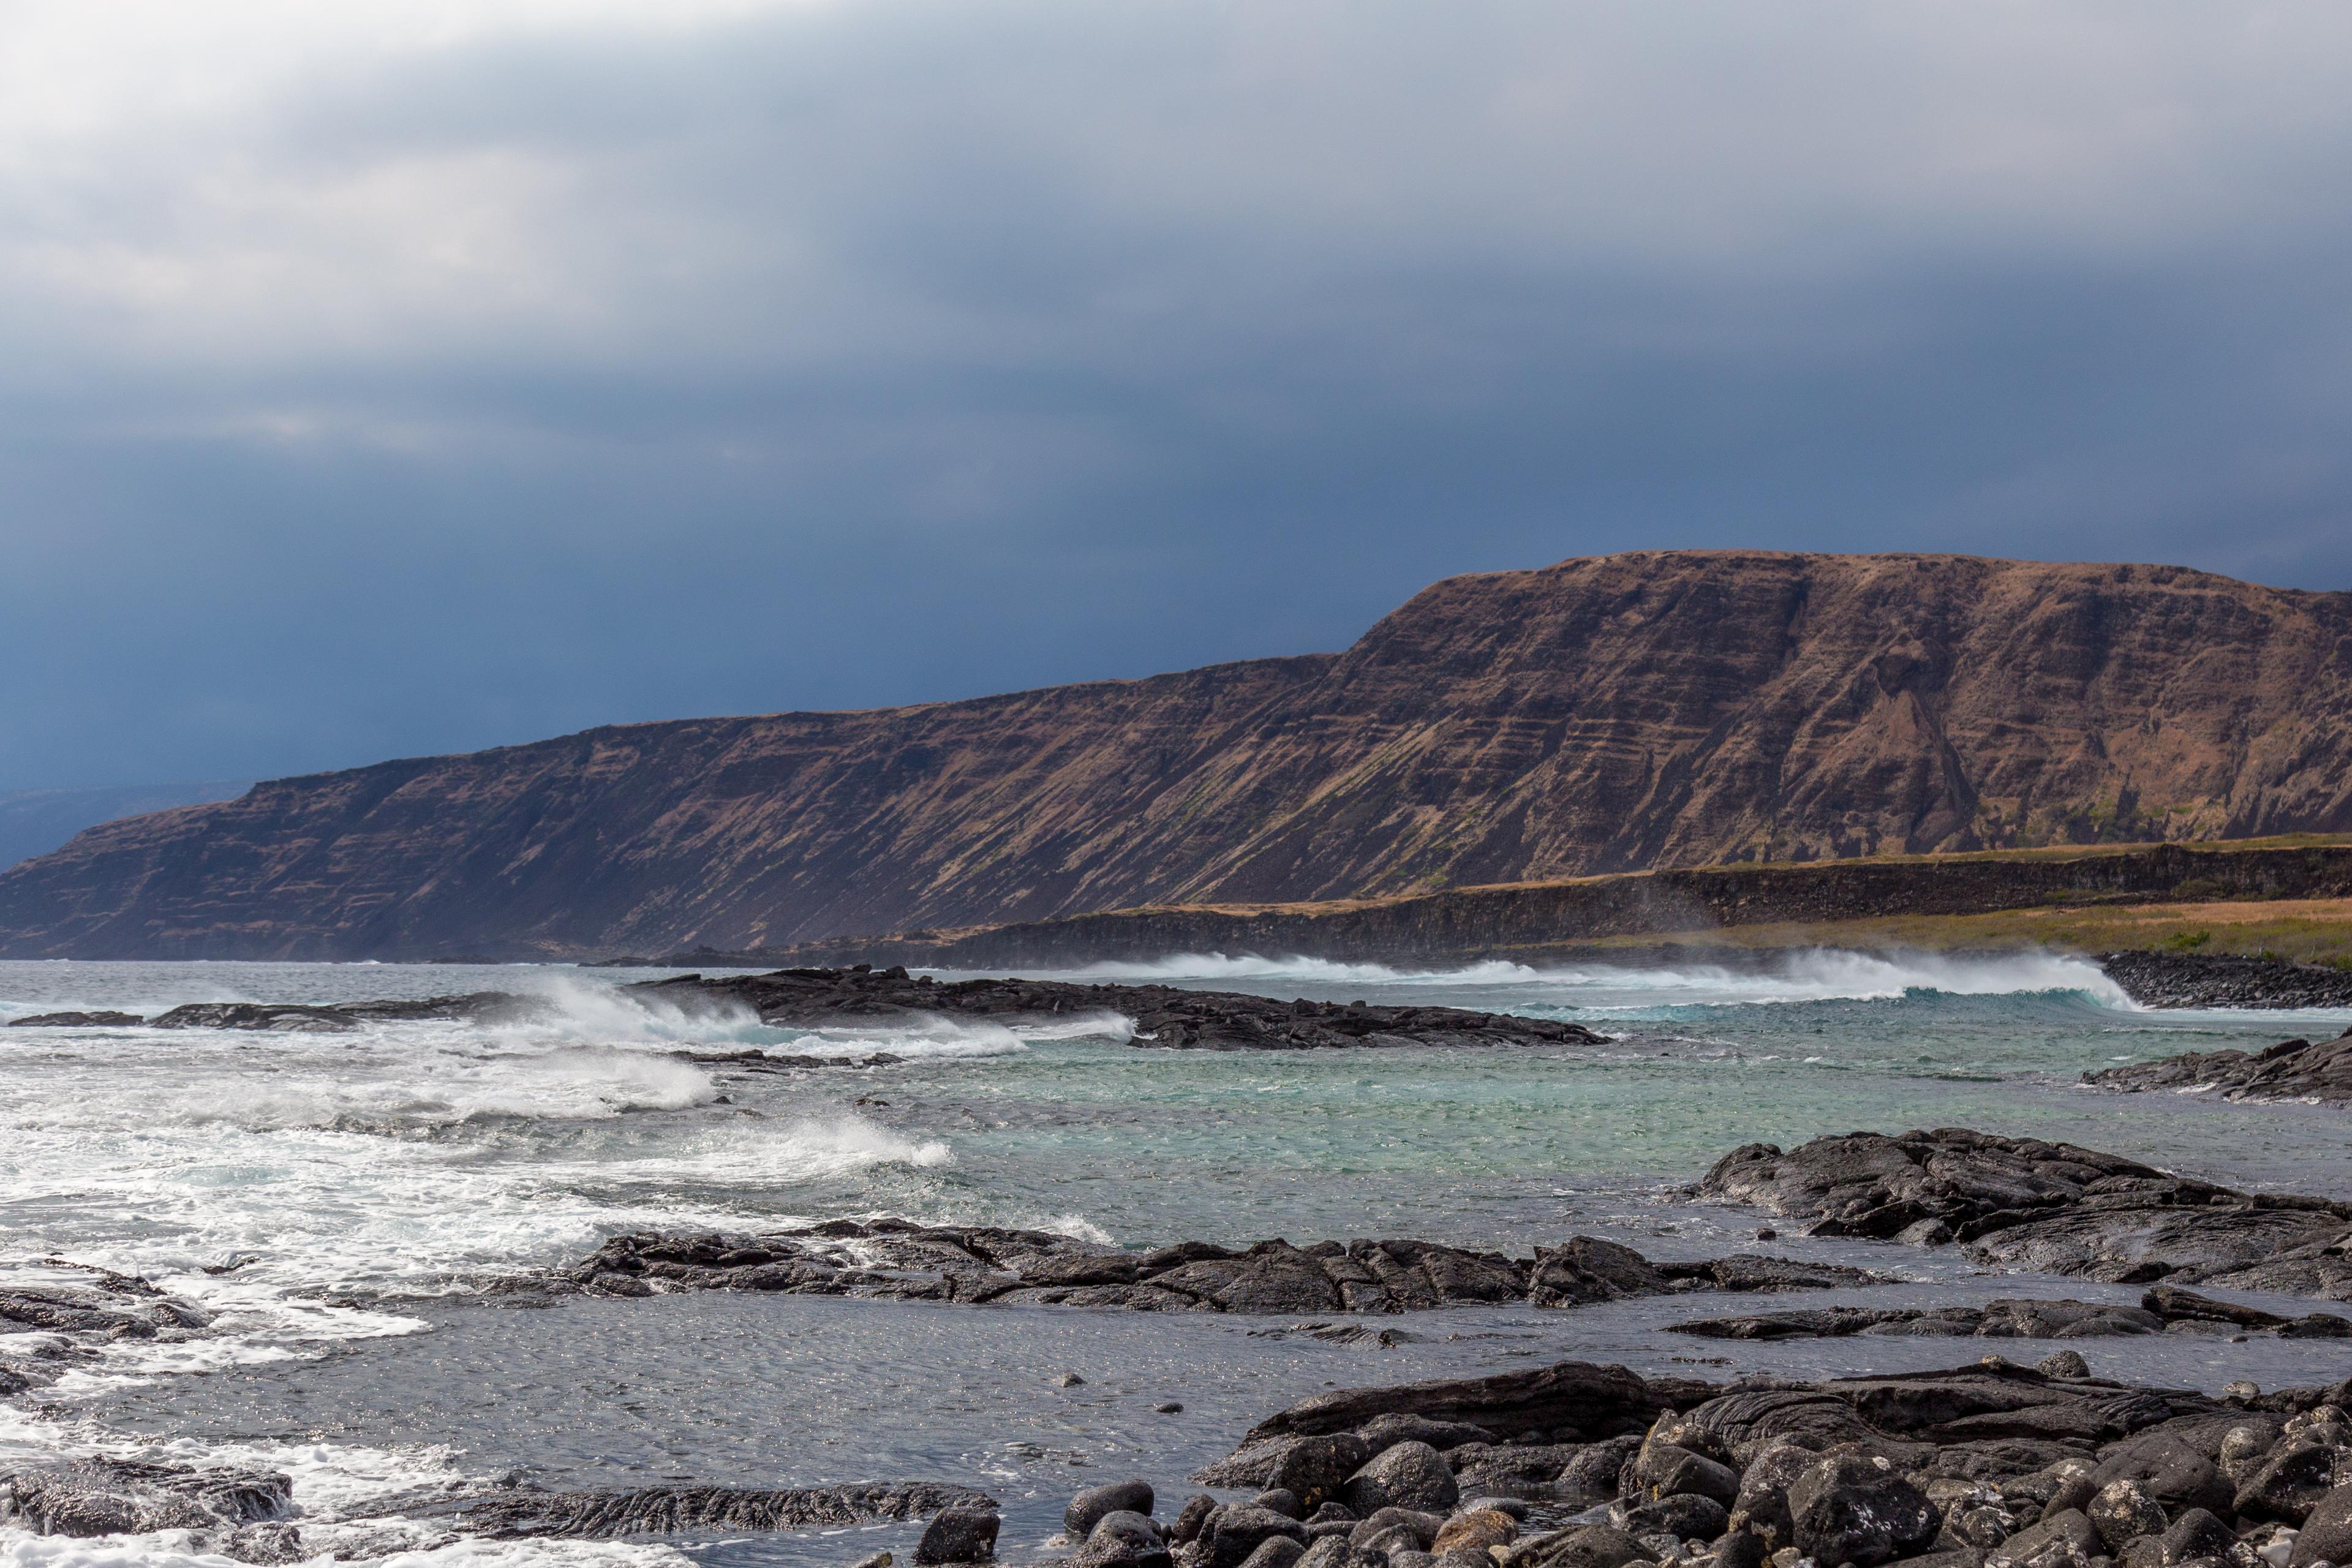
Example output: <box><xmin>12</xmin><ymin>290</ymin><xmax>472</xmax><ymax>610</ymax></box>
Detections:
<box><xmin>1129</xmin><ymin>1356</ymin><xmax>2352</xmax><ymax>1568</ymax></box>
<box><xmin>539</xmin><ymin>1224</ymin><xmax>1876</xmax><ymax>1314</ymax></box>
<box><xmin>1698</xmin><ymin>1129</ymin><xmax>2352</xmax><ymax>1297</ymax></box>
<box><xmin>23</xmin><ymin>1345</ymin><xmax>2352</xmax><ymax>1568</ymax></box>
<box><xmin>528</xmin><ymin>1125</ymin><xmax>2352</xmax><ymax>1329</ymax></box>
<box><xmin>2085</xmin><ymin>1029</ymin><xmax>2352</xmax><ymax>1105</ymax></box>
<box><xmin>1667</xmin><ymin>1287</ymin><xmax>2352</xmax><ymax>1343</ymax></box>
<box><xmin>20</xmin><ymin>1122</ymin><xmax>2352</xmax><ymax>1565</ymax></box>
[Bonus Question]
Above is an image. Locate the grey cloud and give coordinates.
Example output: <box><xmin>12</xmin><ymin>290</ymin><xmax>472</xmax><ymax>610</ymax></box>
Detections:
<box><xmin>2</xmin><ymin>2</ymin><xmax>2350</xmax><ymax>790</ymax></box>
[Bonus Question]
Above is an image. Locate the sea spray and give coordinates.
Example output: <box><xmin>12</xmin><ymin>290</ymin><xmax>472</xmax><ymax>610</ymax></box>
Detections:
<box><xmin>1017</xmin><ymin>946</ymin><xmax>2135</xmax><ymax>1008</ymax></box>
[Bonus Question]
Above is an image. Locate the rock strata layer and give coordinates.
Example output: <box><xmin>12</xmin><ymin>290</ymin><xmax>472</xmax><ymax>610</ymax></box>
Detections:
<box><xmin>1699</xmin><ymin>1128</ymin><xmax>2352</xmax><ymax>1298</ymax></box>
<box><xmin>551</xmin><ymin>1224</ymin><xmax>1875</xmax><ymax>1314</ymax></box>
<box><xmin>1668</xmin><ymin>1289</ymin><xmax>2352</xmax><ymax>1342</ymax></box>
<box><xmin>628</xmin><ymin>967</ymin><xmax>1605</xmax><ymax>1050</ymax></box>
<box><xmin>2084</xmin><ymin>1027</ymin><xmax>2352</xmax><ymax>1104</ymax></box>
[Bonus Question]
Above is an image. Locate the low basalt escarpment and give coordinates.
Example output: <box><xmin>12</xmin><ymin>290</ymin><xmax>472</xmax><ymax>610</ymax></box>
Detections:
<box><xmin>549</xmin><ymin>1223</ymin><xmax>1875</xmax><ymax>1314</ymax></box>
<box><xmin>10</xmin><ymin>552</ymin><xmax>2352</xmax><ymax>962</ymax></box>
<box><xmin>627</xmin><ymin>967</ymin><xmax>1605</xmax><ymax>1050</ymax></box>
<box><xmin>2086</xmin><ymin>1028</ymin><xmax>2352</xmax><ymax>1104</ymax></box>
<box><xmin>1167</xmin><ymin>1357</ymin><xmax>2352</xmax><ymax>1568</ymax></box>
<box><xmin>2095</xmin><ymin>953</ymin><xmax>2352</xmax><ymax>1011</ymax></box>
<box><xmin>1700</xmin><ymin>1129</ymin><xmax>2352</xmax><ymax>1297</ymax></box>
<box><xmin>1668</xmin><ymin>1288</ymin><xmax>2352</xmax><ymax>1343</ymax></box>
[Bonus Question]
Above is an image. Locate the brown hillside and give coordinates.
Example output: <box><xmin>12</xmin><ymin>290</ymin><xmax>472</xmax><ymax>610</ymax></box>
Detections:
<box><xmin>4</xmin><ymin>550</ymin><xmax>2350</xmax><ymax>959</ymax></box>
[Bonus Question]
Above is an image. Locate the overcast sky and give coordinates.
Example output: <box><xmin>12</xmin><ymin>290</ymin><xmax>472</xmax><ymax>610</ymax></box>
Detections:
<box><xmin>6</xmin><ymin>1</ymin><xmax>2351</xmax><ymax>791</ymax></box>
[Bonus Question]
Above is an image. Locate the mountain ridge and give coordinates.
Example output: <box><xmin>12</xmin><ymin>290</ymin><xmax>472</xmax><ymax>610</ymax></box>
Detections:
<box><xmin>5</xmin><ymin>548</ymin><xmax>2351</xmax><ymax>960</ymax></box>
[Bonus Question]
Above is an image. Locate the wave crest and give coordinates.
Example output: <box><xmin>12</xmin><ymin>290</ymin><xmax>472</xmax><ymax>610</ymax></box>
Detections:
<box><xmin>999</xmin><ymin>947</ymin><xmax>2134</xmax><ymax>1008</ymax></box>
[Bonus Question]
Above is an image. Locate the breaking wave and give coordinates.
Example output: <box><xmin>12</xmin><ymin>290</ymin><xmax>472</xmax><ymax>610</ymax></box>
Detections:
<box><xmin>1012</xmin><ymin>948</ymin><xmax>2135</xmax><ymax>1009</ymax></box>
<box><xmin>790</xmin><ymin>1015</ymin><xmax>1037</xmax><ymax>1057</ymax></box>
<box><xmin>591</xmin><ymin>1114</ymin><xmax>954</xmax><ymax>1184</ymax></box>
<box><xmin>1029</xmin><ymin>954</ymin><xmax>1546</xmax><ymax>987</ymax></box>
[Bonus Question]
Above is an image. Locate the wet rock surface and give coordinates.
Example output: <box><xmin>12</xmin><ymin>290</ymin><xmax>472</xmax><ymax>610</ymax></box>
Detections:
<box><xmin>672</xmin><ymin>1046</ymin><xmax>905</xmax><ymax>1071</ymax></box>
<box><xmin>2084</xmin><ymin>1028</ymin><xmax>2352</xmax><ymax>1105</ymax></box>
<box><xmin>1669</xmin><ymin>1290</ymin><xmax>2352</xmax><ymax>1343</ymax></box>
<box><xmin>0</xmin><ymin>1262</ymin><xmax>215</xmax><ymax>1394</ymax></box>
<box><xmin>1161</xmin><ymin>1359</ymin><xmax>2352</xmax><ymax>1568</ymax></box>
<box><xmin>4</xmin><ymin>1457</ymin><xmax>296</xmax><ymax>1561</ymax></box>
<box><xmin>548</xmin><ymin>1225</ymin><xmax>1877</xmax><ymax>1314</ymax></box>
<box><xmin>443</xmin><ymin>1482</ymin><xmax>1000</xmax><ymax>1540</ymax></box>
<box><xmin>2</xmin><ymin>992</ymin><xmax>545</xmax><ymax>1032</ymax></box>
<box><xmin>628</xmin><ymin>967</ymin><xmax>1606</xmax><ymax>1051</ymax></box>
<box><xmin>1699</xmin><ymin>1128</ymin><xmax>2352</xmax><ymax>1298</ymax></box>
<box><xmin>148</xmin><ymin>993</ymin><xmax>549</xmax><ymax>1031</ymax></box>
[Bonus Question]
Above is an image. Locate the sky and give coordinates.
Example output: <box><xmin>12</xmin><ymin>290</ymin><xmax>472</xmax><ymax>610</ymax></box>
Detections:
<box><xmin>5</xmin><ymin>1</ymin><xmax>2351</xmax><ymax>792</ymax></box>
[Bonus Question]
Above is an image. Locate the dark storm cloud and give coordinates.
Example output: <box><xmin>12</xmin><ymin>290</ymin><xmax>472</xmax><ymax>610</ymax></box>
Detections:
<box><xmin>4</xmin><ymin>1</ymin><xmax>2351</xmax><ymax>789</ymax></box>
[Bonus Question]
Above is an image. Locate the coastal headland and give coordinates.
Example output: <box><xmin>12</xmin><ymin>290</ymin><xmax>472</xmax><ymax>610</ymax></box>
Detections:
<box><xmin>8</xmin><ymin>552</ymin><xmax>2352</xmax><ymax>963</ymax></box>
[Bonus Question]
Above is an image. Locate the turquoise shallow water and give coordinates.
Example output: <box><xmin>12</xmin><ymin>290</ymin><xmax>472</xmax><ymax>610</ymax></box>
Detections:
<box><xmin>3</xmin><ymin>952</ymin><xmax>2351</xmax><ymax>1568</ymax></box>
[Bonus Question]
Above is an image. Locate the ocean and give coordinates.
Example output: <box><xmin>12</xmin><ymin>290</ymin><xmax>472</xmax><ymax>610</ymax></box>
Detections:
<box><xmin>4</xmin><ymin>954</ymin><xmax>2351</xmax><ymax>1568</ymax></box>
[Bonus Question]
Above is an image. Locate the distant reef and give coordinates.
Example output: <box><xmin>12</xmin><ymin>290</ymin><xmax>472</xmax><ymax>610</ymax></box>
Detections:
<box><xmin>6</xmin><ymin>551</ymin><xmax>2352</xmax><ymax>961</ymax></box>
<box><xmin>6</xmin><ymin>967</ymin><xmax>1605</xmax><ymax>1052</ymax></box>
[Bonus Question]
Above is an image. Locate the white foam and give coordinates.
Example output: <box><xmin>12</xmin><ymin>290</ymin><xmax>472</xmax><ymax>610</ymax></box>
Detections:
<box><xmin>0</xmin><ymin>1404</ymin><xmax>492</xmax><ymax>1561</ymax></box>
<box><xmin>1038</xmin><ymin>1213</ymin><xmax>1116</xmax><ymax>1246</ymax></box>
<box><xmin>997</xmin><ymin>947</ymin><xmax>2136</xmax><ymax>1008</ymax></box>
<box><xmin>1006</xmin><ymin>1011</ymin><xmax>1136</xmax><ymax>1044</ymax></box>
<box><xmin>1553</xmin><ymin>948</ymin><xmax>2139</xmax><ymax>1009</ymax></box>
<box><xmin>793</xmin><ymin>1014</ymin><xmax>1035</xmax><ymax>1058</ymax></box>
<box><xmin>497</xmin><ymin>973</ymin><xmax>772</xmax><ymax>1046</ymax></box>
<box><xmin>156</xmin><ymin>1047</ymin><xmax>722</xmax><ymax>1133</ymax></box>
<box><xmin>1022</xmin><ymin>954</ymin><xmax>1547</xmax><ymax>987</ymax></box>
<box><xmin>581</xmin><ymin>1114</ymin><xmax>953</xmax><ymax>1184</ymax></box>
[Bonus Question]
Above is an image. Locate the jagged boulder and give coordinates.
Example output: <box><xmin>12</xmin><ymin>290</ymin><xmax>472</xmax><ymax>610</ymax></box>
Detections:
<box><xmin>914</xmin><ymin>1507</ymin><xmax>1000</xmax><ymax>1565</ymax></box>
<box><xmin>1341</xmin><ymin>1443</ymin><xmax>1458</xmax><ymax>1516</ymax></box>
<box><xmin>1785</xmin><ymin>1452</ymin><xmax>1938</xmax><ymax>1567</ymax></box>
